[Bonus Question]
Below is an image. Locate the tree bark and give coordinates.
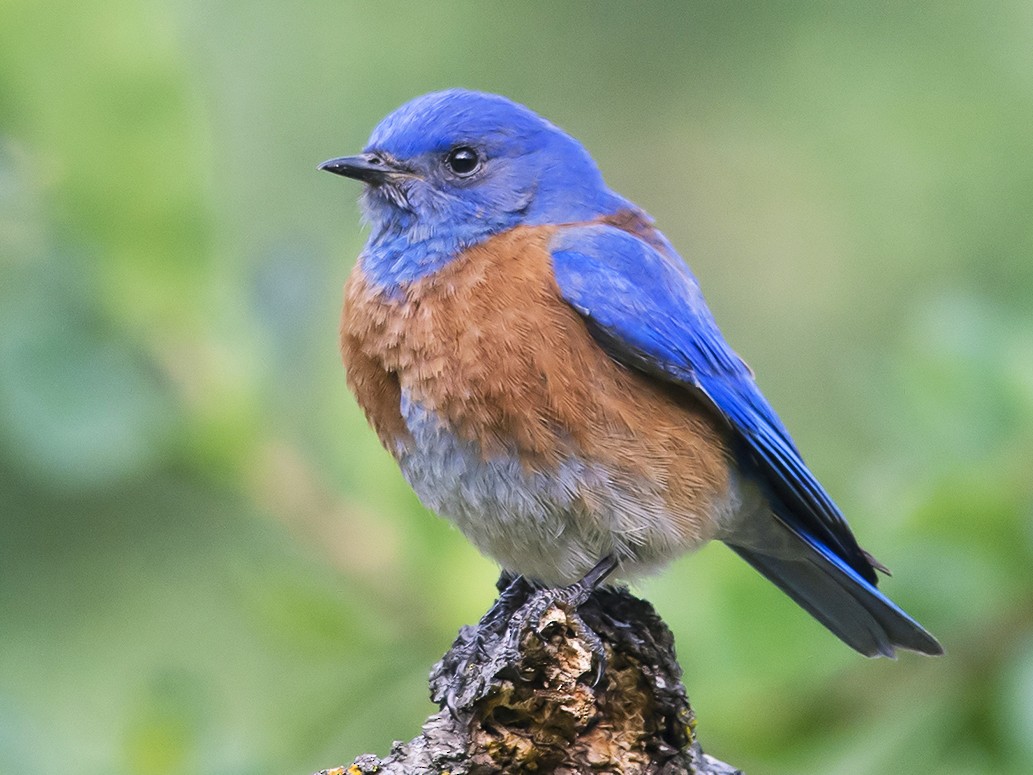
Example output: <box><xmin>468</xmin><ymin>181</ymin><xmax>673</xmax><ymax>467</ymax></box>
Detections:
<box><xmin>315</xmin><ymin>586</ymin><xmax>743</xmax><ymax>774</ymax></box>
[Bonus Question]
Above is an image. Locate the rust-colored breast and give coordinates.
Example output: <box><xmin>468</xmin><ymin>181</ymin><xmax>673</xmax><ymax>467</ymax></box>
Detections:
<box><xmin>340</xmin><ymin>224</ymin><xmax>734</xmax><ymax>540</ymax></box>
<box><xmin>340</xmin><ymin>268</ymin><xmax>410</xmax><ymax>451</ymax></box>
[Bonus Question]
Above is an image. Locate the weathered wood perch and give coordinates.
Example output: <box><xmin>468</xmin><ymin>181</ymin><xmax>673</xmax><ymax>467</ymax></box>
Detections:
<box><xmin>315</xmin><ymin>586</ymin><xmax>743</xmax><ymax>774</ymax></box>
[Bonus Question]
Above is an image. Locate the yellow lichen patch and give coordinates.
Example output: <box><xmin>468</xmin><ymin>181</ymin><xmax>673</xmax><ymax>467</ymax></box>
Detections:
<box><xmin>467</xmin><ymin>601</ymin><xmax>686</xmax><ymax>773</ymax></box>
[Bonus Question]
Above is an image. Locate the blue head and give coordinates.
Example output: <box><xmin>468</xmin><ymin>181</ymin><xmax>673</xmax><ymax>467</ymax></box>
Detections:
<box><xmin>320</xmin><ymin>89</ymin><xmax>631</xmax><ymax>287</ymax></box>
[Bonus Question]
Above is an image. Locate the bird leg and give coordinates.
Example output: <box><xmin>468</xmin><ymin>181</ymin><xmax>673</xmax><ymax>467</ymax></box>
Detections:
<box><xmin>431</xmin><ymin>571</ymin><xmax>535</xmax><ymax>714</ymax></box>
<box><xmin>431</xmin><ymin>556</ymin><xmax>619</xmax><ymax>716</ymax></box>
<box><xmin>504</xmin><ymin>554</ymin><xmax>619</xmax><ymax>686</ymax></box>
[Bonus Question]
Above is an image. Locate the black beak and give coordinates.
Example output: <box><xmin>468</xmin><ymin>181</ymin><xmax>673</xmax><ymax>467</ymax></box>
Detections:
<box><xmin>317</xmin><ymin>153</ymin><xmax>402</xmax><ymax>184</ymax></box>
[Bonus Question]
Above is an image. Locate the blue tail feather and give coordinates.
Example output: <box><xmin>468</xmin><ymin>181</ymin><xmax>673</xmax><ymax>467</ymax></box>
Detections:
<box><xmin>726</xmin><ymin>525</ymin><xmax>943</xmax><ymax>657</ymax></box>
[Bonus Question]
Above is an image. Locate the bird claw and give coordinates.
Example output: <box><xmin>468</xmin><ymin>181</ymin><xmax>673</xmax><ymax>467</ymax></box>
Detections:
<box><xmin>512</xmin><ymin>585</ymin><xmax>609</xmax><ymax>684</ymax></box>
<box><xmin>431</xmin><ymin>574</ymin><xmax>534</xmax><ymax>716</ymax></box>
<box><xmin>432</xmin><ymin>556</ymin><xmax>619</xmax><ymax>717</ymax></box>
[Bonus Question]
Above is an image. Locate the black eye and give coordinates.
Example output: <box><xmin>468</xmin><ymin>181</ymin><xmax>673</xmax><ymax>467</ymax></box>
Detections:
<box><xmin>445</xmin><ymin>146</ymin><xmax>481</xmax><ymax>177</ymax></box>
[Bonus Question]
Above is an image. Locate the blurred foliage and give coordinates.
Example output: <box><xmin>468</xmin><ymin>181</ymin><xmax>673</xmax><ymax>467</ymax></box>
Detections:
<box><xmin>1</xmin><ymin>2</ymin><xmax>1031</xmax><ymax>774</ymax></box>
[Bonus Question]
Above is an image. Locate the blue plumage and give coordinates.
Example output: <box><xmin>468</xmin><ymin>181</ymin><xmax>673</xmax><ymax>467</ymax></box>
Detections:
<box><xmin>551</xmin><ymin>226</ymin><xmax>866</xmax><ymax>567</ymax></box>
<box><xmin>352</xmin><ymin>90</ymin><xmax>632</xmax><ymax>289</ymax></box>
<box><xmin>551</xmin><ymin>223</ymin><xmax>941</xmax><ymax>654</ymax></box>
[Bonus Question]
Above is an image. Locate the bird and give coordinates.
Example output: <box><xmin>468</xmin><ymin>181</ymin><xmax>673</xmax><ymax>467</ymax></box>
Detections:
<box><xmin>319</xmin><ymin>88</ymin><xmax>942</xmax><ymax>660</ymax></box>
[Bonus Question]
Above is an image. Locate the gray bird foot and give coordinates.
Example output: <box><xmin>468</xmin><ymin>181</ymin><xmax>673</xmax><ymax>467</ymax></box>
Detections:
<box><xmin>431</xmin><ymin>556</ymin><xmax>619</xmax><ymax>716</ymax></box>
<box><xmin>504</xmin><ymin>555</ymin><xmax>619</xmax><ymax>686</ymax></box>
<box><xmin>431</xmin><ymin>573</ymin><xmax>534</xmax><ymax>715</ymax></box>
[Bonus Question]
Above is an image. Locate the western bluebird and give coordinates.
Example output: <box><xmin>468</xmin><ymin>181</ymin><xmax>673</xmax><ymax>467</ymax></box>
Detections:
<box><xmin>320</xmin><ymin>89</ymin><xmax>942</xmax><ymax>659</ymax></box>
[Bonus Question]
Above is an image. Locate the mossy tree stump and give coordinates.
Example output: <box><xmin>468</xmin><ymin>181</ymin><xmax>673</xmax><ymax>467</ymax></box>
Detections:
<box><xmin>316</xmin><ymin>587</ymin><xmax>742</xmax><ymax>774</ymax></box>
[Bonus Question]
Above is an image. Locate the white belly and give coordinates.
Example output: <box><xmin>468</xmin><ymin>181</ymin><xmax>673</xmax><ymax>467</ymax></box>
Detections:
<box><xmin>395</xmin><ymin>394</ymin><xmax>725</xmax><ymax>586</ymax></box>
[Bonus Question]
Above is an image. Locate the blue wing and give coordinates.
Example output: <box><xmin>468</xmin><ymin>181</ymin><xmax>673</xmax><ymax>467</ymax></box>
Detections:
<box><xmin>549</xmin><ymin>222</ymin><xmax>942</xmax><ymax>656</ymax></box>
<box><xmin>549</xmin><ymin>222</ymin><xmax>873</xmax><ymax>581</ymax></box>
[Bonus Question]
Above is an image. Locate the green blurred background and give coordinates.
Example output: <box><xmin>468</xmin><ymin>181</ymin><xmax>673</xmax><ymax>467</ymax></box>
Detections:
<box><xmin>2</xmin><ymin>2</ymin><xmax>1031</xmax><ymax>773</ymax></box>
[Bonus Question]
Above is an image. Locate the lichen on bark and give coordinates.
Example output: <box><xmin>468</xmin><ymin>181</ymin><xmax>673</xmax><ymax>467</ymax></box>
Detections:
<box><xmin>315</xmin><ymin>586</ymin><xmax>743</xmax><ymax>775</ymax></box>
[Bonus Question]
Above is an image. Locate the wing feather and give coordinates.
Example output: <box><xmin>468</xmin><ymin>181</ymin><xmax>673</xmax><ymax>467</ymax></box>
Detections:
<box><xmin>549</xmin><ymin>223</ymin><xmax>877</xmax><ymax>584</ymax></box>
